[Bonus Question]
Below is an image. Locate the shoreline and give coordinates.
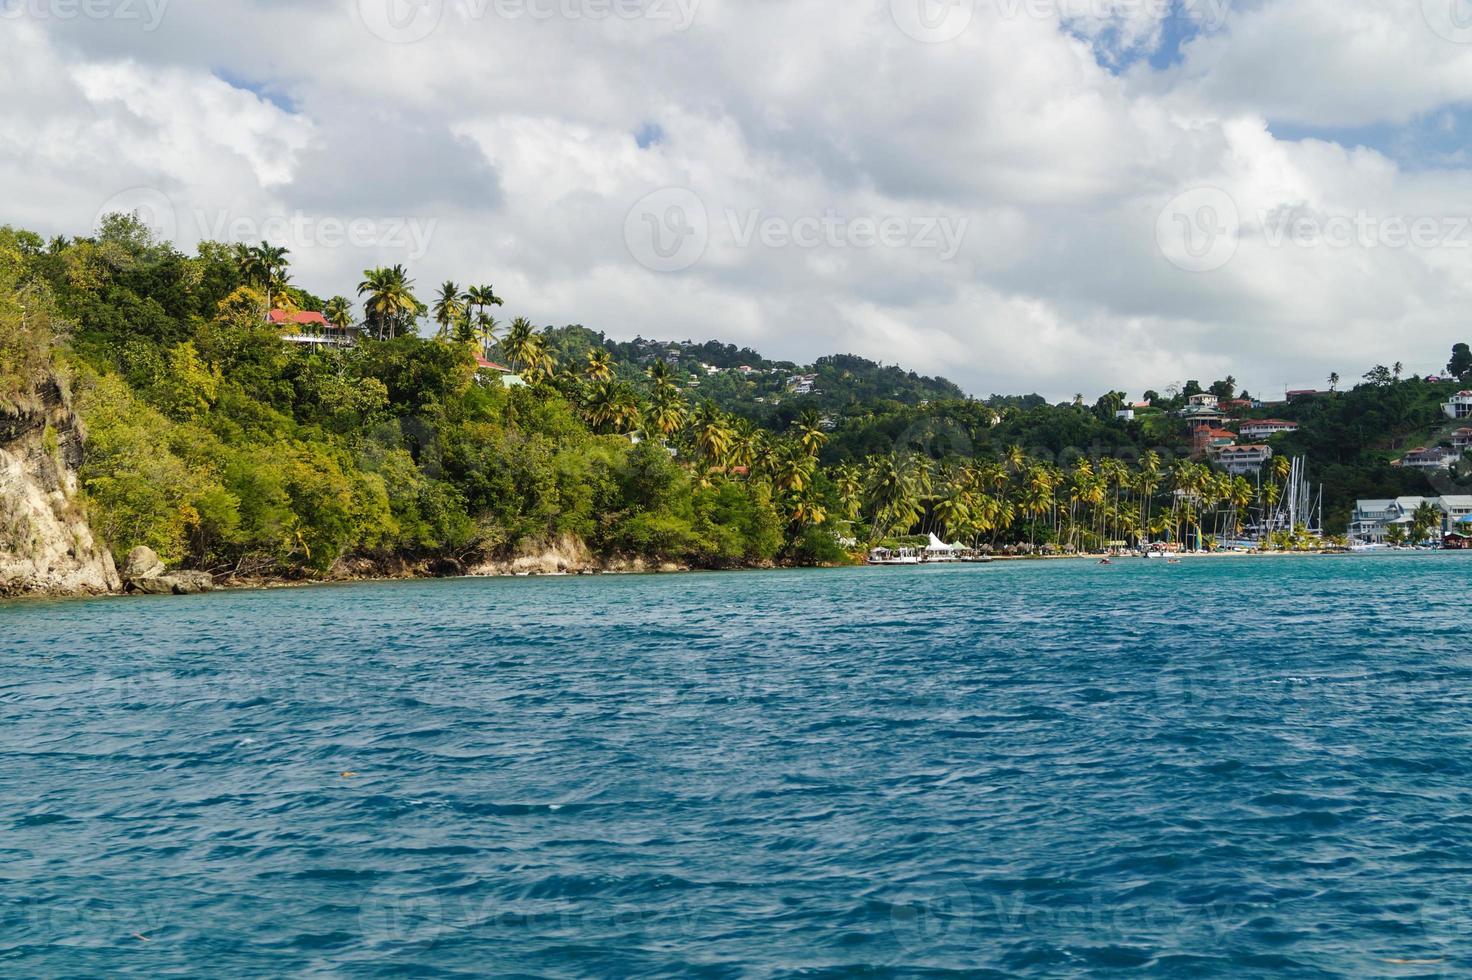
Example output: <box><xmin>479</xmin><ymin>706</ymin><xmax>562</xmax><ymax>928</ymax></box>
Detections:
<box><xmin>2</xmin><ymin>546</ymin><xmax>1397</xmax><ymax>602</ymax></box>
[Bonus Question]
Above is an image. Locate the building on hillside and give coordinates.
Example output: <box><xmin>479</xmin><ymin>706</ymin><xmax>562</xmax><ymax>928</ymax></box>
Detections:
<box><xmin>1238</xmin><ymin>418</ymin><xmax>1300</xmax><ymax>439</ymax></box>
<box><xmin>1396</xmin><ymin>446</ymin><xmax>1457</xmax><ymax>470</ymax></box>
<box><xmin>787</xmin><ymin>374</ymin><xmax>818</xmax><ymax>395</ymax></box>
<box><xmin>1180</xmin><ymin>404</ymin><xmax>1227</xmax><ymax>426</ymax></box>
<box><xmin>1216</xmin><ymin>444</ymin><xmax>1273</xmax><ymax>475</ymax></box>
<box><xmin>1286</xmin><ymin>389</ymin><xmax>1322</xmax><ymax>402</ymax></box>
<box><xmin>1452</xmin><ymin>428</ymin><xmax>1472</xmax><ymax>452</ymax></box>
<box><xmin>474</xmin><ymin>355</ymin><xmax>525</xmax><ymax>388</ymax></box>
<box><xmin>1115</xmin><ymin>408</ymin><xmax>1135</xmax><ymax>422</ymax></box>
<box><xmin>1197</xmin><ymin>427</ymin><xmax>1238</xmax><ymax>450</ymax></box>
<box><xmin>1444</xmin><ymin>391</ymin><xmax>1472</xmax><ymax>420</ymax></box>
<box><xmin>1187</xmin><ymin>393</ymin><xmax>1219</xmax><ymax>408</ymax></box>
<box><xmin>269</xmin><ymin>309</ymin><xmax>361</xmax><ymax>348</ymax></box>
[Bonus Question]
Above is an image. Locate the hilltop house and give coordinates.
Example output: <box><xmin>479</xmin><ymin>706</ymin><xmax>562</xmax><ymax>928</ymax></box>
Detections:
<box><xmin>1115</xmin><ymin>408</ymin><xmax>1135</xmax><ymax>421</ymax></box>
<box><xmin>1239</xmin><ymin>419</ymin><xmax>1300</xmax><ymax>439</ymax></box>
<box><xmin>268</xmin><ymin>309</ymin><xmax>360</xmax><ymax>348</ymax></box>
<box><xmin>1397</xmin><ymin>446</ymin><xmax>1457</xmax><ymax>471</ymax></box>
<box><xmin>1444</xmin><ymin>391</ymin><xmax>1472</xmax><ymax>420</ymax></box>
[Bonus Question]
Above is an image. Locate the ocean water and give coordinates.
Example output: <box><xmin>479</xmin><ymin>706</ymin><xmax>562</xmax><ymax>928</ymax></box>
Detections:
<box><xmin>4</xmin><ymin>553</ymin><xmax>1472</xmax><ymax>977</ymax></box>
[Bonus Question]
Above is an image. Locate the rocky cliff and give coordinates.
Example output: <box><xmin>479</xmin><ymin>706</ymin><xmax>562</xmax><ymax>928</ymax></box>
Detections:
<box><xmin>0</xmin><ymin>376</ymin><xmax>120</xmax><ymax>596</ymax></box>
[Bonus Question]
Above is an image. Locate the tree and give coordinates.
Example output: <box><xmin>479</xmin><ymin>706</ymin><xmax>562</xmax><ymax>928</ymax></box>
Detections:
<box><xmin>1328</xmin><ymin>371</ymin><xmax>1341</xmax><ymax>392</ymax></box>
<box><xmin>324</xmin><ymin>296</ymin><xmax>353</xmax><ymax>335</ymax></box>
<box><xmin>502</xmin><ymin>317</ymin><xmax>538</xmax><ymax>374</ymax></box>
<box><xmin>586</xmin><ymin>348</ymin><xmax>614</xmax><ymax>382</ymax></box>
<box><xmin>1450</xmin><ymin>343</ymin><xmax>1472</xmax><ymax>381</ymax></box>
<box><xmin>432</xmin><ymin>281</ymin><xmax>465</xmax><ymax>340</ymax></box>
<box><xmin>357</xmin><ymin>265</ymin><xmax>419</xmax><ymax>339</ymax></box>
<box><xmin>1411</xmin><ymin>501</ymin><xmax>1442</xmax><ymax>545</ymax></box>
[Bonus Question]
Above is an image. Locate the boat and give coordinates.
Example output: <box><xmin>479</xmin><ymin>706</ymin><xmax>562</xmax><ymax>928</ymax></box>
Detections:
<box><xmin>867</xmin><ymin>547</ymin><xmax>921</xmax><ymax>565</ymax></box>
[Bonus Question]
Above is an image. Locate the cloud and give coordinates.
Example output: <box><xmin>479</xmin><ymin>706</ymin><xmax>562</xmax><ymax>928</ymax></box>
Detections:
<box><xmin>4</xmin><ymin>0</ymin><xmax>1472</xmax><ymax>399</ymax></box>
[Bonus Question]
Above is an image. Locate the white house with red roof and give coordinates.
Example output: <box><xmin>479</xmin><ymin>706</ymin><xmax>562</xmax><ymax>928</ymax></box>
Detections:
<box><xmin>474</xmin><ymin>355</ymin><xmax>525</xmax><ymax>388</ymax></box>
<box><xmin>268</xmin><ymin>309</ymin><xmax>360</xmax><ymax>348</ymax></box>
<box><xmin>1444</xmin><ymin>391</ymin><xmax>1472</xmax><ymax>420</ymax></box>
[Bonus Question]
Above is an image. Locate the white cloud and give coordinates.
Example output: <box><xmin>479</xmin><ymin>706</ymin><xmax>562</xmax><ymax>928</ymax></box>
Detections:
<box><xmin>4</xmin><ymin>0</ymin><xmax>1472</xmax><ymax>398</ymax></box>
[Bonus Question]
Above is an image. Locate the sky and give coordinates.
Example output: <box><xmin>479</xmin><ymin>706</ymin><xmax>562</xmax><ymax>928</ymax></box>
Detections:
<box><xmin>4</xmin><ymin>0</ymin><xmax>1472</xmax><ymax>401</ymax></box>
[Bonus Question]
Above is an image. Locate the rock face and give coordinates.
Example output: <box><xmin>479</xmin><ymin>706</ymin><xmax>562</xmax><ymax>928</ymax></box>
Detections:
<box><xmin>0</xmin><ymin>376</ymin><xmax>121</xmax><ymax>596</ymax></box>
<box><xmin>120</xmin><ymin>545</ymin><xmax>213</xmax><ymax>595</ymax></box>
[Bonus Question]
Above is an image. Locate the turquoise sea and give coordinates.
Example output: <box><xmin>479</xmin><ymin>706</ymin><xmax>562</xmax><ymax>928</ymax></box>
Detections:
<box><xmin>5</xmin><ymin>553</ymin><xmax>1472</xmax><ymax>976</ymax></box>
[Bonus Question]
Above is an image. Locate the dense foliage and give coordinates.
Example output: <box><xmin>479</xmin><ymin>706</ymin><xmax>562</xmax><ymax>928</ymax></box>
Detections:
<box><xmin>6</xmin><ymin>215</ymin><xmax>1470</xmax><ymax>577</ymax></box>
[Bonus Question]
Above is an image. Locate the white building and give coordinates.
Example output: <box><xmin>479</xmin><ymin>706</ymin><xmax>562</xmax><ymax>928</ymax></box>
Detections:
<box><xmin>1115</xmin><ymin>408</ymin><xmax>1135</xmax><ymax>421</ymax></box>
<box><xmin>1216</xmin><ymin>444</ymin><xmax>1272</xmax><ymax>475</ymax></box>
<box><xmin>1444</xmin><ymin>391</ymin><xmax>1472</xmax><ymax>420</ymax></box>
<box><xmin>1348</xmin><ymin>497</ymin><xmax>1435</xmax><ymax>544</ymax></box>
<box><xmin>1187</xmin><ymin>393</ymin><xmax>1219</xmax><ymax>408</ymax></box>
<box><xmin>1398</xmin><ymin>447</ymin><xmax>1457</xmax><ymax>470</ymax></box>
<box><xmin>1238</xmin><ymin>419</ymin><xmax>1300</xmax><ymax>439</ymax></box>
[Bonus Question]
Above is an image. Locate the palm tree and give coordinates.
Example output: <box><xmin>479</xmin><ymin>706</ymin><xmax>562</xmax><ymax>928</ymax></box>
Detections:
<box><xmin>691</xmin><ymin>403</ymin><xmax>734</xmax><ymax>470</ymax></box>
<box><xmin>357</xmin><ymin>265</ymin><xmax>419</xmax><ymax>339</ymax></box>
<box><xmin>324</xmin><ymin>296</ymin><xmax>353</xmax><ymax>342</ymax></box>
<box><xmin>648</xmin><ymin>387</ymin><xmax>687</xmax><ymax>439</ymax></box>
<box><xmin>432</xmin><ymin>281</ymin><xmax>465</xmax><ymax>340</ymax></box>
<box><xmin>586</xmin><ymin>348</ymin><xmax>614</xmax><ymax>383</ymax></box>
<box><xmin>793</xmin><ymin>410</ymin><xmax>828</xmax><ymax>457</ymax></box>
<box><xmin>863</xmin><ymin>453</ymin><xmax>922</xmax><ymax>544</ymax></box>
<box><xmin>584</xmin><ymin>380</ymin><xmax>641</xmax><ymax>434</ymax></box>
<box><xmin>501</xmin><ymin>317</ymin><xmax>538</xmax><ymax>373</ymax></box>
<box><xmin>1328</xmin><ymin>371</ymin><xmax>1340</xmax><ymax>393</ymax></box>
<box><xmin>238</xmin><ymin>242</ymin><xmax>291</xmax><ymax>315</ymax></box>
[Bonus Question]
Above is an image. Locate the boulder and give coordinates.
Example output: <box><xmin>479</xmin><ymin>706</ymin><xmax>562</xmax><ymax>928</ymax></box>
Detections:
<box><xmin>123</xmin><ymin>546</ymin><xmax>165</xmax><ymax>581</ymax></box>
<box><xmin>164</xmin><ymin>571</ymin><xmax>215</xmax><ymax>594</ymax></box>
<box><xmin>131</xmin><ymin>575</ymin><xmax>175</xmax><ymax>595</ymax></box>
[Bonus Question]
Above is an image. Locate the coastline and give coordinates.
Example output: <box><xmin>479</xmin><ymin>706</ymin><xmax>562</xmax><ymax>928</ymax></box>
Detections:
<box><xmin>3</xmin><ymin>546</ymin><xmax>1380</xmax><ymax>602</ymax></box>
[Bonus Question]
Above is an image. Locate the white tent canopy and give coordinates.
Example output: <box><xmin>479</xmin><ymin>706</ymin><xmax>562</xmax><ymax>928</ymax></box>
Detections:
<box><xmin>925</xmin><ymin>534</ymin><xmax>963</xmax><ymax>553</ymax></box>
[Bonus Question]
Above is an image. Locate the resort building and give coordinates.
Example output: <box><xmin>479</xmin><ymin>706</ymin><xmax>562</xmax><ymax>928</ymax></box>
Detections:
<box><xmin>1348</xmin><ymin>497</ymin><xmax>1435</xmax><ymax>543</ymax></box>
<box><xmin>1444</xmin><ymin>391</ymin><xmax>1472</xmax><ymax>420</ymax></box>
<box><xmin>269</xmin><ymin>309</ymin><xmax>360</xmax><ymax>348</ymax></box>
<box><xmin>1216</xmin><ymin>444</ymin><xmax>1273</xmax><ymax>475</ymax></box>
<box><xmin>1238</xmin><ymin>419</ymin><xmax>1300</xmax><ymax>439</ymax></box>
<box><xmin>1396</xmin><ymin>447</ymin><xmax>1456</xmax><ymax>471</ymax></box>
<box><xmin>1439</xmin><ymin>495</ymin><xmax>1472</xmax><ymax>527</ymax></box>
